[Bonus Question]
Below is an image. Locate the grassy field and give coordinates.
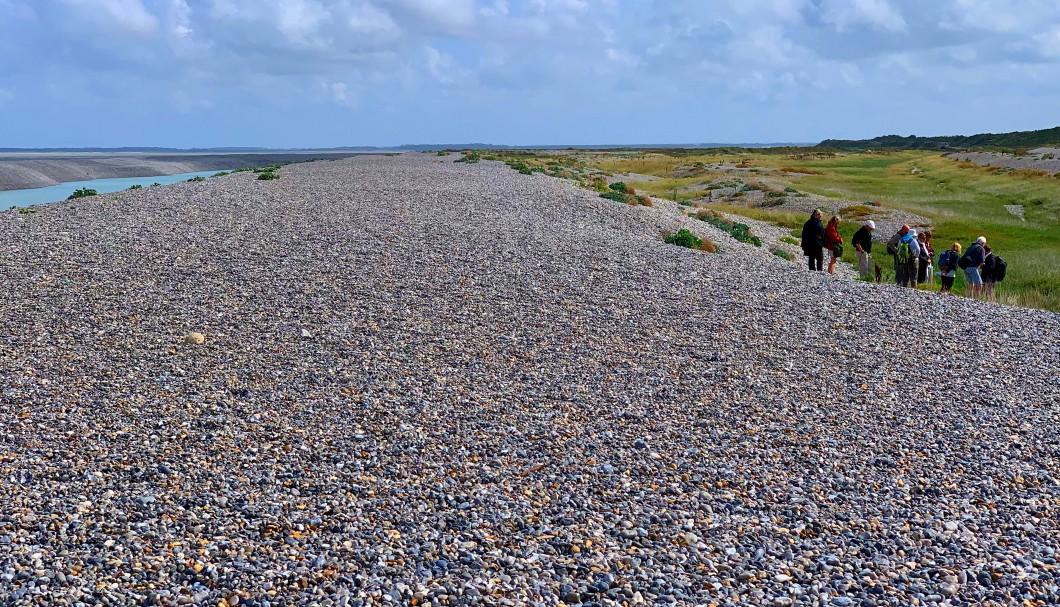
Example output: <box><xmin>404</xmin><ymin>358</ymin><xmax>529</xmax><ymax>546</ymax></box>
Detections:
<box><xmin>578</xmin><ymin>149</ymin><xmax>1060</xmax><ymax>311</ymax></box>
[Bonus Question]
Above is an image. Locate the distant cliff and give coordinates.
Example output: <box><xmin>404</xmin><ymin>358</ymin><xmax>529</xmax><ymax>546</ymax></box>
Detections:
<box><xmin>818</xmin><ymin>126</ymin><xmax>1060</xmax><ymax>151</ymax></box>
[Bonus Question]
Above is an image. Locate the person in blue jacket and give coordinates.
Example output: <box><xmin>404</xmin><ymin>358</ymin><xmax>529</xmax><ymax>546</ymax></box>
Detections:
<box><xmin>962</xmin><ymin>236</ymin><xmax>987</xmax><ymax>298</ymax></box>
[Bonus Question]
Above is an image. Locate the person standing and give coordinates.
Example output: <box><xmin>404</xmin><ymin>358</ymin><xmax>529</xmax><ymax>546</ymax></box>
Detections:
<box><xmin>801</xmin><ymin>209</ymin><xmax>825</xmax><ymax>272</ymax></box>
<box><xmin>981</xmin><ymin>245</ymin><xmax>997</xmax><ymax>302</ymax></box>
<box><xmin>852</xmin><ymin>220</ymin><xmax>875</xmax><ymax>279</ymax></box>
<box><xmin>960</xmin><ymin>236</ymin><xmax>987</xmax><ymax>298</ymax></box>
<box><xmin>887</xmin><ymin>224</ymin><xmax>910</xmax><ymax>286</ymax></box>
<box><xmin>916</xmin><ymin>231</ymin><xmax>933</xmax><ymax>285</ymax></box>
<box><xmin>938</xmin><ymin>242</ymin><xmax>961</xmax><ymax>293</ymax></box>
<box><xmin>892</xmin><ymin>228</ymin><xmax>921</xmax><ymax>288</ymax></box>
<box><xmin>824</xmin><ymin>215</ymin><xmax>843</xmax><ymax>275</ymax></box>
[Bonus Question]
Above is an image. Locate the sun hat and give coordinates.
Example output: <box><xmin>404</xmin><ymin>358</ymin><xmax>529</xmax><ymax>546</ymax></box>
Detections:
<box><xmin>976</xmin><ymin>236</ymin><xmax>986</xmax><ymax>244</ymax></box>
<box><xmin>900</xmin><ymin>224</ymin><xmax>910</xmax><ymax>233</ymax></box>
<box><xmin>865</xmin><ymin>220</ymin><xmax>875</xmax><ymax>229</ymax></box>
<box><xmin>910</xmin><ymin>228</ymin><xmax>918</xmax><ymax>237</ymax></box>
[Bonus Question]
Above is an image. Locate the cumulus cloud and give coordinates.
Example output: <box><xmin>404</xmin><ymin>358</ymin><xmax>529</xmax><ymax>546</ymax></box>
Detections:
<box><xmin>60</xmin><ymin>0</ymin><xmax>159</xmax><ymax>35</ymax></box>
<box><xmin>4</xmin><ymin>0</ymin><xmax>1060</xmax><ymax>145</ymax></box>
<box><xmin>820</xmin><ymin>0</ymin><xmax>908</xmax><ymax>33</ymax></box>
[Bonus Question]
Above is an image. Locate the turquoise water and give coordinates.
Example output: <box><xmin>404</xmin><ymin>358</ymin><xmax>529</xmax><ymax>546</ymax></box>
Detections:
<box><xmin>0</xmin><ymin>170</ymin><xmax>230</xmax><ymax>208</ymax></box>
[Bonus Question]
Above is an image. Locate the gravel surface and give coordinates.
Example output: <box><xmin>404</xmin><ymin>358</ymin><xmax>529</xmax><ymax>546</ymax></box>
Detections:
<box><xmin>947</xmin><ymin>151</ymin><xmax>1060</xmax><ymax>175</ymax></box>
<box><xmin>0</xmin><ymin>154</ymin><xmax>367</xmax><ymax>192</ymax></box>
<box><xmin>1</xmin><ymin>153</ymin><xmax>1059</xmax><ymax>606</ymax></box>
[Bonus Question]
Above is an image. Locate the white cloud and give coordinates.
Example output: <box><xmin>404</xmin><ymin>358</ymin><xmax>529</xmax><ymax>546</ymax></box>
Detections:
<box><xmin>60</xmin><ymin>0</ymin><xmax>159</xmax><ymax>35</ymax></box>
<box><xmin>385</xmin><ymin>0</ymin><xmax>477</xmax><ymax>33</ymax></box>
<box><xmin>1036</xmin><ymin>26</ymin><xmax>1060</xmax><ymax>58</ymax></box>
<box><xmin>425</xmin><ymin>45</ymin><xmax>456</xmax><ymax>83</ymax></box>
<box><xmin>821</xmin><ymin>0</ymin><xmax>908</xmax><ymax>33</ymax></box>
<box><xmin>605</xmin><ymin>48</ymin><xmax>641</xmax><ymax>68</ymax></box>
<box><xmin>348</xmin><ymin>2</ymin><xmax>400</xmax><ymax>36</ymax></box>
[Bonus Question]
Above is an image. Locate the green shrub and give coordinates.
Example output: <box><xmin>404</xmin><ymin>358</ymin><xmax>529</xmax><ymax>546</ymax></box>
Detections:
<box><xmin>664</xmin><ymin>229</ymin><xmax>717</xmax><ymax>253</ymax></box>
<box><xmin>772</xmin><ymin>248</ymin><xmax>792</xmax><ymax>260</ymax></box>
<box><xmin>18</xmin><ymin>207</ymin><xmax>36</xmax><ymax>214</ymax></box>
<box><xmin>67</xmin><ymin>188</ymin><xmax>97</xmax><ymax>200</ymax></box>
<box><xmin>212</xmin><ymin>171</ymin><xmax>230</xmax><ymax>177</ymax></box>
<box><xmin>253</xmin><ymin>165</ymin><xmax>281</xmax><ymax>174</ymax></box>
<box><xmin>257</xmin><ymin>171</ymin><xmax>279</xmax><ymax>181</ymax></box>
<box><xmin>600</xmin><ymin>191</ymin><xmax>629</xmax><ymax>203</ymax></box>
<box><xmin>695</xmin><ymin>209</ymin><xmax>762</xmax><ymax>246</ymax></box>
<box><xmin>436</xmin><ymin>150</ymin><xmax>450</xmax><ymax>156</ymax></box>
<box><xmin>127</xmin><ymin>184</ymin><xmax>143</xmax><ymax>190</ymax></box>
<box><xmin>767</xmin><ymin>191</ymin><xmax>785</xmax><ymax>198</ymax></box>
<box><xmin>664</xmin><ymin>229</ymin><xmax>702</xmax><ymax>248</ymax></box>
<box><xmin>151</xmin><ymin>183</ymin><xmax>161</xmax><ymax>187</ymax></box>
<box><xmin>780</xmin><ymin>236</ymin><xmax>800</xmax><ymax>246</ymax></box>
<box><xmin>609</xmin><ymin>182</ymin><xmax>628</xmax><ymax>193</ymax></box>
<box><xmin>455</xmin><ymin>151</ymin><xmax>481</xmax><ymax>164</ymax></box>
<box><xmin>783</xmin><ymin>187</ymin><xmax>798</xmax><ymax>193</ymax></box>
<box><xmin>187</xmin><ymin>176</ymin><xmax>206</xmax><ymax>182</ymax></box>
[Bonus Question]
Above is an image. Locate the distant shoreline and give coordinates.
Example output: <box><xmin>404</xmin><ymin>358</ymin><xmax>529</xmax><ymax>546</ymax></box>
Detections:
<box><xmin>0</xmin><ymin>152</ymin><xmax>368</xmax><ymax>192</ymax></box>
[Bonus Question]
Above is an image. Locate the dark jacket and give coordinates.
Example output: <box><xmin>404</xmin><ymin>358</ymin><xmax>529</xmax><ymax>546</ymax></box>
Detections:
<box><xmin>964</xmin><ymin>243</ymin><xmax>986</xmax><ymax>267</ymax></box>
<box><xmin>801</xmin><ymin>216</ymin><xmax>825</xmax><ymax>255</ymax></box>
<box><xmin>852</xmin><ymin>226</ymin><xmax>872</xmax><ymax>253</ymax></box>
<box><xmin>982</xmin><ymin>253</ymin><xmax>997</xmax><ymax>281</ymax></box>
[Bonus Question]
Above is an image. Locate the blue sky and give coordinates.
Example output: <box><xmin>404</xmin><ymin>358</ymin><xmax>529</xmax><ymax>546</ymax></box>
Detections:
<box><xmin>1</xmin><ymin>0</ymin><xmax>1058</xmax><ymax>147</ymax></box>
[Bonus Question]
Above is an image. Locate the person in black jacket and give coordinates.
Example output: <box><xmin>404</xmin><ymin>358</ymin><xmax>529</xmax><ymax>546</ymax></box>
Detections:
<box><xmin>801</xmin><ymin>209</ymin><xmax>825</xmax><ymax>272</ymax></box>
<box><xmin>851</xmin><ymin>220</ymin><xmax>875</xmax><ymax>279</ymax></box>
<box><xmin>981</xmin><ymin>245</ymin><xmax>997</xmax><ymax>301</ymax></box>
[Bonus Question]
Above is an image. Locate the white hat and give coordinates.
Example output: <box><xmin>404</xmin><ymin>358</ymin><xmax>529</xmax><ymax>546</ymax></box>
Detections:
<box><xmin>976</xmin><ymin>236</ymin><xmax>986</xmax><ymax>244</ymax></box>
<box><xmin>865</xmin><ymin>220</ymin><xmax>875</xmax><ymax>229</ymax></box>
<box><xmin>910</xmin><ymin>228</ymin><xmax>918</xmax><ymax>236</ymax></box>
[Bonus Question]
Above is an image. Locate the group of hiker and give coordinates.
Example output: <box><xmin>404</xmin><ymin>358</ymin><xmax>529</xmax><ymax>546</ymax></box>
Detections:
<box><xmin>800</xmin><ymin>209</ymin><xmax>1006</xmax><ymax>300</ymax></box>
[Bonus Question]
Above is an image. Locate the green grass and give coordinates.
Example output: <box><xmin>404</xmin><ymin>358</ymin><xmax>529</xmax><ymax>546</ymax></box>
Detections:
<box><xmin>785</xmin><ymin>152</ymin><xmax>1060</xmax><ymax>310</ymax></box>
<box><xmin>586</xmin><ymin>148</ymin><xmax>1058</xmax><ymax>311</ymax></box>
<box><xmin>186</xmin><ymin>176</ymin><xmax>206</xmax><ymax>182</ymax></box>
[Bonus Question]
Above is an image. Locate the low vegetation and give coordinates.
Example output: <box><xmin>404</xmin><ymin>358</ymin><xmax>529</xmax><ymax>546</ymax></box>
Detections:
<box><xmin>257</xmin><ymin>170</ymin><xmax>279</xmax><ymax>181</ymax></box>
<box><xmin>127</xmin><ymin>184</ymin><xmax>143</xmax><ymax>190</ymax></box>
<box><xmin>212</xmin><ymin>171</ymin><xmax>230</xmax><ymax>177</ymax></box>
<box><xmin>187</xmin><ymin>176</ymin><xmax>207</xmax><ymax>182</ymax></box>
<box><xmin>772</xmin><ymin>248</ymin><xmax>793</xmax><ymax>260</ymax></box>
<box><xmin>663</xmin><ymin>229</ymin><xmax>717</xmax><ymax>253</ymax></box>
<box><xmin>694</xmin><ymin>209</ymin><xmax>762</xmax><ymax>246</ymax></box>
<box><xmin>67</xmin><ymin>188</ymin><xmax>97</xmax><ymax>200</ymax></box>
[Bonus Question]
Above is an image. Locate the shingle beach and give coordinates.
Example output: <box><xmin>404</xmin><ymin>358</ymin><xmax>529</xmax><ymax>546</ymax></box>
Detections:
<box><xmin>1</xmin><ymin>154</ymin><xmax>1058</xmax><ymax>606</ymax></box>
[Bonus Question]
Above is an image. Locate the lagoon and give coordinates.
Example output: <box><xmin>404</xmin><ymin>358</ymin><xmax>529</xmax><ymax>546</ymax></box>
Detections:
<box><xmin>0</xmin><ymin>170</ymin><xmax>229</xmax><ymax>208</ymax></box>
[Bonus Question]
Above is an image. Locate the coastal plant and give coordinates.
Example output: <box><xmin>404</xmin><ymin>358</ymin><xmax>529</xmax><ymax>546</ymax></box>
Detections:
<box><xmin>663</xmin><ymin>229</ymin><xmax>717</xmax><ymax>253</ymax></box>
<box><xmin>187</xmin><ymin>176</ymin><xmax>207</xmax><ymax>182</ymax></box>
<box><xmin>609</xmin><ymin>182</ymin><xmax>629</xmax><ymax>193</ymax></box>
<box><xmin>772</xmin><ymin>248</ymin><xmax>792</xmax><ymax>260</ymax></box>
<box><xmin>151</xmin><ymin>183</ymin><xmax>161</xmax><ymax>187</ymax></box>
<box><xmin>257</xmin><ymin>171</ymin><xmax>279</xmax><ymax>181</ymax></box>
<box><xmin>127</xmin><ymin>184</ymin><xmax>143</xmax><ymax>190</ymax></box>
<box><xmin>780</xmin><ymin>236</ymin><xmax>800</xmax><ymax>246</ymax></box>
<box><xmin>695</xmin><ymin>209</ymin><xmax>762</xmax><ymax>246</ymax></box>
<box><xmin>18</xmin><ymin>207</ymin><xmax>36</xmax><ymax>214</ymax></box>
<box><xmin>212</xmin><ymin>171</ymin><xmax>230</xmax><ymax>177</ymax></box>
<box><xmin>436</xmin><ymin>151</ymin><xmax>450</xmax><ymax>156</ymax></box>
<box><xmin>455</xmin><ymin>151</ymin><xmax>482</xmax><ymax>164</ymax></box>
<box><xmin>67</xmin><ymin>188</ymin><xmax>97</xmax><ymax>200</ymax></box>
<box><xmin>600</xmin><ymin>191</ymin><xmax>629</xmax><ymax>203</ymax></box>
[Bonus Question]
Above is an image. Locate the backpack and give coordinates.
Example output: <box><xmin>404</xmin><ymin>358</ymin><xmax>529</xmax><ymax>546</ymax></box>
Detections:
<box><xmin>994</xmin><ymin>256</ymin><xmax>1007</xmax><ymax>282</ymax></box>
<box><xmin>938</xmin><ymin>250</ymin><xmax>953</xmax><ymax>270</ymax></box>
<box><xmin>896</xmin><ymin>239</ymin><xmax>912</xmax><ymax>263</ymax></box>
<box><xmin>957</xmin><ymin>253</ymin><xmax>972</xmax><ymax>269</ymax></box>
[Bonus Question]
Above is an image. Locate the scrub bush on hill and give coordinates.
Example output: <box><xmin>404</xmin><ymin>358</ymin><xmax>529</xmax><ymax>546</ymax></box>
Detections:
<box><xmin>257</xmin><ymin>171</ymin><xmax>279</xmax><ymax>180</ymax></box>
<box><xmin>187</xmin><ymin>176</ymin><xmax>206</xmax><ymax>182</ymax></box>
<box><xmin>663</xmin><ymin>229</ymin><xmax>717</xmax><ymax>253</ymax></box>
<box><xmin>694</xmin><ymin>209</ymin><xmax>762</xmax><ymax>246</ymax></box>
<box><xmin>127</xmin><ymin>184</ymin><xmax>142</xmax><ymax>190</ymax></box>
<box><xmin>212</xmin><ymin>171</ymin><xmax>230</xmax><ymax>177</ymax></box>
<box><xmin>67</xmin><ymin>188</ymin><xmax>97</xmax><ymax>200</ymax></box>
<box><xmin>455</xmin><ymin>151</ymin><xmax>481</xmax><ymax>163</ymax></box>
